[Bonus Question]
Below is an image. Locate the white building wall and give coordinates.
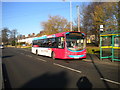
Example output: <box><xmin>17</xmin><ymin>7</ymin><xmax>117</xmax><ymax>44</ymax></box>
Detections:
<box><xmin>18</xmin><ymin>37</ymin><xmax>35</xmax><ymax>44</ymax></box>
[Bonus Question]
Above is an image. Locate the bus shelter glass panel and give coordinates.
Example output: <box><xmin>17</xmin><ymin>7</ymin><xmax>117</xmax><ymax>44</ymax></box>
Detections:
<box><xmin>113</xmin><ymin>49</ymin><xmax>120</xmax><ymax>59</ymax></box>
<box><xmin>102</xmin><ymin>36</ymin><xmax>112</xmax><ymax>46</ymax></box>
<box><xmin>114</xmin><ymin>36</ymin><xmax>120</xmax><ymax>47</ymax></box>
<box><xmin>113</xmin><ymin>36</ymin><xmax>120</xmax><ymax>60</ymax></box>
<box><xmin>102</xmin><ymin>48</ymin><xmax>111</xmax><ymax>57</ymax></box>
<box><xmin>101</xmin><ymin>36</ymin><xmax>112</xmax><ymax>58</ymax></box>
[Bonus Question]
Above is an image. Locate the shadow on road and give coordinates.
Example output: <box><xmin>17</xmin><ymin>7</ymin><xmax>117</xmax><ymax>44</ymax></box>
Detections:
<box><xmin>77</xmin><ymin>76</ymin><xmax>92</xmax><ymax>89</ymax></box>
<box><xmin>88</xmin><ymin>54</ymin><xmax>111</xmax><ymax>90</ymax></box>
<box><xmin>92</xmin><ymin>49</ymin><xmax>100</xmax><ymax>59</ymax></box>
<box><xmin>22</xmin><ymin>71</ymin><xmax>69</xmax><ymax>88</ymax></box>
<box><xmin>2</xmin><ymin>55</ymin><xmax>14</xmax><ymax>59</ymax></box>
<box><xmin>2</xmin><ymin>63</ymin><xmax>12</xmax><ymax>90</ymax></box>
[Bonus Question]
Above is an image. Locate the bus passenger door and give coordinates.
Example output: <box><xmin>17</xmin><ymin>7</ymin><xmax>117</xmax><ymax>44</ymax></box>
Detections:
<box><xmin>53</xmin><ymin>37</ymin><xmax>65</xmax><ymax>59</ymax></box>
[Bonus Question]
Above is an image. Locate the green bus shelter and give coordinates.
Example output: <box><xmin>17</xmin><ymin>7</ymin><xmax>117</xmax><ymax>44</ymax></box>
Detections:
<box><xmin>100</xmin><ymin>30</ymin><xmax>120</xmax><ymax>61</ymax></box>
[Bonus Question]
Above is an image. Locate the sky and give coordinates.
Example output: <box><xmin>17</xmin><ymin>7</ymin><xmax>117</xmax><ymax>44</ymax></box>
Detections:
<box><xmin>2</xmin><ymin>2</ymin><xmax>90</xmax><ymax>36</ymax></box>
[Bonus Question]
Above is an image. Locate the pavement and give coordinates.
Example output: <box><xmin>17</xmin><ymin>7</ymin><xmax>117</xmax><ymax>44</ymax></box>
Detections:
<box><xmin>85</xmin><ymin>54</ymin><xmax>119</xmax><ymax>67</ymax></box>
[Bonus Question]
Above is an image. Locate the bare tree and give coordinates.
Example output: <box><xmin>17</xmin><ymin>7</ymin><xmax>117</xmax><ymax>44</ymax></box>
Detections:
<box><xmin>41</xmin><ymin>15</ymin><xmax>70</xmax><ymax>35</ymax></box>
<box><xmin>9</xmin><ymin>29</ymin><xmax>18</xmax><ymax>46</ymax></box>
<box><xmin>1</xmin><ymin>28</ymin><xmax>10</xmax><ymax>45</ymax></box>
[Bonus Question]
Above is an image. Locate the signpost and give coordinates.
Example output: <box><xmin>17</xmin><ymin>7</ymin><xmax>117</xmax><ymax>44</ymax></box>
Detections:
<box><xmin>100</xmin><ymin>25</ymin><xmax>104</xmax><ymax>33</ymax></box>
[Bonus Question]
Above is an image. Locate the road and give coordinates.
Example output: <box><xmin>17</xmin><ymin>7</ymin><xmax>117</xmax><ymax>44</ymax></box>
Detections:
<box><xmin>2</xmin><ymin>47</ymin><xmax>120</xmax><ymax>89</ymax></box>
<box><xmin>0</xmin><ymin>49</ymin><xmax>3</xmax><ymax>90</ymax></box>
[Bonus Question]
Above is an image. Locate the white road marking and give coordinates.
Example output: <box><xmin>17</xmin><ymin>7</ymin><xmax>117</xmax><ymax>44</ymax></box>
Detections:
<box><xmin>20</xmin><ymin>52</ymin><xmax>47</xmax><ymax>62</ymax></box>
<box><xmin>53</xmin><ymin>63</ymin><xmax>82</xmax><ymax>73</ymax></box>
<box><xmin>22</xmin><ymin>49</ymin><xmax>29</xmax><ymax>52</ymax></box>
<box><xmin>36</xmin><ymin>58</ymin><xmax>47</xmax><ymax>62</ymax></box>
<box><xmin>100</xmin><ymin>78</ymin><xmax>120</xmax><ymax>85</ymax></box>
<box><xmin>20</xmin><ymin>53</ymin><xmax>24</xmax><ymax>55</ymax></box>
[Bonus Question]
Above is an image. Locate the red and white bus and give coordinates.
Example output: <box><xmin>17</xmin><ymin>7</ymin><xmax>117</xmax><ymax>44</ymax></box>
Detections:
<box><xmin>32</xmin><ymin>31</ymin><xmax>86</xmax><ymax>59</ymax></box>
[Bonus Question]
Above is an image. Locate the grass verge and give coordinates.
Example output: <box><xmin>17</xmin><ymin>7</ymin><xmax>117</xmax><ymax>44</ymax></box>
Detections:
<box><xmin>86</xmin><ymin>46</ymin><xmax>100</xmax><ymax>54</ymax></box>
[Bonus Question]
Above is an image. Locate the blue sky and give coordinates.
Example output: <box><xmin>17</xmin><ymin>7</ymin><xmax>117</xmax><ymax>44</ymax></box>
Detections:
<box><xmin>2</xmin><ymin>2</ymin><xmax>89</xmax><ymax>36</ymax></box>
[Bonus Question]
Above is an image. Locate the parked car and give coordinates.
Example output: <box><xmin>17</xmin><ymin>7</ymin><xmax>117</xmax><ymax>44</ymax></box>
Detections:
<box><xmin>0</xmin><ymin>45</ymin><xmax>4</xmax><ymax>49</ymax></box>
<box><xmin>22</xmin><ymin>44</ymin><xmax>26</xmax><ymax>46</ymax></box>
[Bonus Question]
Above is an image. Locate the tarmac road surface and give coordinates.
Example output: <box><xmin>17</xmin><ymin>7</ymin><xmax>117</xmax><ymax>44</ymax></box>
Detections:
<box><xmin>2</xmin><ymin>47</ymin><xmax>120</xmax><ymax>89</ymax></box>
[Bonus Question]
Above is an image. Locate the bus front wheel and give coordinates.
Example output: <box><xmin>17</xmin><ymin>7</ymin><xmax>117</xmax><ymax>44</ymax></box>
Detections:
<box><xmin>52</xmin><ymin>52</ymin><xmax>56</xmax><ymax>60</ymax></box>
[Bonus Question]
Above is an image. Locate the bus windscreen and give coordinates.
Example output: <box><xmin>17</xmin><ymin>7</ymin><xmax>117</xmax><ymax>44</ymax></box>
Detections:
<box><xmin>66</xmin><ymin>32</ymin><xmax>85</xmax><ymax>51</ymax></box>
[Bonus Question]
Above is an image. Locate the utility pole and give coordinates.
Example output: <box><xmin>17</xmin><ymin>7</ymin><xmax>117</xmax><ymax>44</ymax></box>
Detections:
<box><xmin>14</xmin><ymin>31</ymin><xmax>16</xmax><ymax>48</ymax></box>
<box><xmin>70</xmin><ymin>0</ymin><xmax>72</xmax><ymax>31</ymax></box>
<box><xmin>77</xmin><ymin>5</ymin><xmax>80</xmax><ymax>32</ymax></box>
<box><xmin>13</xmin><ymin>29</ymin><xmax>17</xmax><ymax>48</ymax></box>
<box><xmin>63</xmin><ymin>0</ymin><xmax>72</xmax><ymax>31</ymax></box>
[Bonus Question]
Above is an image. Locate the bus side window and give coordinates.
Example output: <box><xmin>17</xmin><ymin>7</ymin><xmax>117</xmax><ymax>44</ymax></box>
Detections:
<box><xmin>53</xmin><ymin>38</ymin><xmax>57</xmax><ymax>48</ymax></box>
<box><xmin>33</xmin><ymin>40</ymin><xmax>40</xmax><ymax>47</ymax></box>
<box><xmin>33</xmin><ymin>40</ymin><xmax>37</xmax><ymax>46</ymax></box>
<box><xmin>58</xmin><ymin>37</ymin><xmax>64</xmax><ymax>49</ymax></box>
<box><xmin>48</xmin><ymin>38</ymin><xmax>57</xmax><ymax>48</ymax></box>
<box><xmin>48</xmin><ymin>38</ymin><xmax>52</xmax><ymax>47</ymax></box>
<box><xmin>41</xmin><ymin>39</ymin><xmax>44</xmax><ymax>47</ymax></box>
<box><xmin>43</xmin><ymin>39</ymin><xmax>48</xmax><ymax>47</ymax></box>
<box><xmin>38</xmin><ymin>39</ymin><xmax>41</xmax><ymax>47</ymax></box>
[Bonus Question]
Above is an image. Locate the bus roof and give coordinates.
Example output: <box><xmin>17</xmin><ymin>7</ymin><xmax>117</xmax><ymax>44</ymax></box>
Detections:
<box><xmin>33</xmin><ymin>31</ymin><xmax>85</xmax><ymax>41</ymax></box>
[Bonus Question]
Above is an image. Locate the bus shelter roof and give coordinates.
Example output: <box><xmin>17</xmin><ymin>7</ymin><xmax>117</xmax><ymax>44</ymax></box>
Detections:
<box><xmin>100</xmin><ymin>30</ymin><xmax>120</xmax><ymax>36</ymax></box>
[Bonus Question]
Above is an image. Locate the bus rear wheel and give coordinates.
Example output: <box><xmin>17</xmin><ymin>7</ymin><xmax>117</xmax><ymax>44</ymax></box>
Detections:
<box><xmin>52</xmin><ymin>52</ymin><xmax>56</xmax><ymax>60</ymax></box>
<box><xmin>36</xmin><ymin>50</ymin><xmax>38</xmax><ymax>56</ymax></box>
